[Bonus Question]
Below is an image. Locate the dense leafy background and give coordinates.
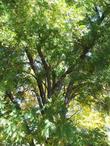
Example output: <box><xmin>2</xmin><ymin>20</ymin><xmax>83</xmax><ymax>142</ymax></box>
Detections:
<box><xmin>0</xmin><ymin>0</ymin><xmax>110</xmax><ymax>145</ymax></box>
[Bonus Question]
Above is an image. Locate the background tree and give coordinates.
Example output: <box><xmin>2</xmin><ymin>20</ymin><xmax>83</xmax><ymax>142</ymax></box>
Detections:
<box><xmin>0</xmin><ymin>0</ymin><xmax>110</xmax><ymax>145</ymax></box>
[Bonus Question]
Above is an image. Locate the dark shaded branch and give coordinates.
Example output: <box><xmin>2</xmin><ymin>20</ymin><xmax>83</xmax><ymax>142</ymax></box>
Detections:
<box><xmin>65</xmin><ymin>80</ymin><xmax>74</xmax><ymax>106</ymax></box>
<box><xmin>37</xmin><ymin>48</ymin><xmax>51</xmax><ymax>98</ymax></box>
<box><xmin>5</xmin><ymin>91</ymin><xmax>20</xmax><ymax>109</ymax></box>
<box><xmin>52</xmin><ymin>70</ymin><xmax>56</xmax><ymax>89</ymax></box>
<box><xmin>32</xmin><ymin>88</ymin><xmax>44</xmax><ymax>115</ymax></box>
<box><xmin>25</xmin><ymin>48</ymin><xmax>46</xmax><ymax>105</ymax></box>
<box><xmin>52</xmin><ymin>66</ymin><xmax>74</xmax><ymax>94</ymax></box>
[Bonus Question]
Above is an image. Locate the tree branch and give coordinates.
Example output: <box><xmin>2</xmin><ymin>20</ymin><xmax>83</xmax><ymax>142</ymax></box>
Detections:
<box><xmin>25</xmin><ymin>48</ymin><xmax>46</xmax><ymax>105</ymax></box>
<box><xmin>65</xmin><ymin>79</ymin><xmax>74</xmax><ymax>106</ymax></box>
<box><xmin>51</xmin><ymin>8</ymin><xmax>108</xmax><ymax>95</ymax></box>
<box><xmin>37</xmin><ymin>48</ymin><xmax>51</xmax><ymax>98</ymax></box>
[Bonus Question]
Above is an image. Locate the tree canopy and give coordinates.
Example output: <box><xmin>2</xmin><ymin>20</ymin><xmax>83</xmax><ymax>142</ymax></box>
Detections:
<box><xmin>0</xmin><ymin>0</ymin><xmax>110</xmax><ymax>145</ymax></box>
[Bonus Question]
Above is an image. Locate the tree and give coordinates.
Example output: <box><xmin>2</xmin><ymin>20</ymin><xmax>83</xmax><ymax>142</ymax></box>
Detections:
<box><xmin>0</xmin><ymin>0</ymin><xmax>110</xmax><ymax>145</ymax></box>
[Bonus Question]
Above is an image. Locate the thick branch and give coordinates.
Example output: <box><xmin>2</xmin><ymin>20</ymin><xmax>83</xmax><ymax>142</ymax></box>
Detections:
<box><xmin>25</xmin><ymin>48</ymin><xmax>46</xmax><ymax>105</ymax></box>
<box><xmin>32</xmin><ymin>88</ymin><xmax>44</xmax><ymax>114</ymax></box>
<box><xmin>5</xmin><ymin>91</ymin><xmax>20</xmax><ymax>110</ymax></box>
<box><xmin>52</xmin><ymin>66</ymin><xmax>74</xmax><ymax>94</ymax></box>
<box><xmin>65</xmin><ymin>80</ymin><xmax>74</xmax><ymax>106</ymax></box>
<box><xmin>37</xmin><ymin>48</ymin><xmax>51</xmax><ymax>98</ymax></box>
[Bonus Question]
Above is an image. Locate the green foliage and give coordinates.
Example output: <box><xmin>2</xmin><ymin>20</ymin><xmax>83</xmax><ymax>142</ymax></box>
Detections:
<box><xmin>0</xmin><ymin>0</ymin><xmax>110</xmax><ymax>145</ymax></box>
